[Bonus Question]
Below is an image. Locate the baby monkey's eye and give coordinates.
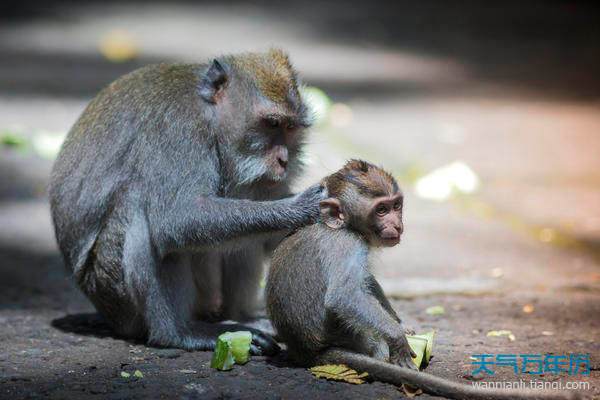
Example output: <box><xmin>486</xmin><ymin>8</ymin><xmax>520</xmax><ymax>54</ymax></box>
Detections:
<box><xmin>376</xmin><ymin>204</ymin><xmax>389</xmax><ymax>216</ymax></box>
<box><xmin>393</xmin><ymin>201</ymin><xmax>402</xmax><ymax>210</ymax></box>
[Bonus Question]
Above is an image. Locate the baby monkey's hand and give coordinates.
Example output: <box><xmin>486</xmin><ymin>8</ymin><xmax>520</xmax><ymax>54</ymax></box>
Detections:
<box><xmin>390</xmin><ymin>334</ymin><xmax>418</xmax><ymax>370</ymax></box>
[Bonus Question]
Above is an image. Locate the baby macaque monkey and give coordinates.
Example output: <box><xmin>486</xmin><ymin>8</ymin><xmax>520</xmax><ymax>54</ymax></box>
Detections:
<box><xmin>267</xmin><ymin>160</ymin><xmax>576</xmax><ymax>400</ymax></box>
<box><xmin>268</xmin><ymin>159</ymin><xmax>414</xmax><ymax>368</ymax></box>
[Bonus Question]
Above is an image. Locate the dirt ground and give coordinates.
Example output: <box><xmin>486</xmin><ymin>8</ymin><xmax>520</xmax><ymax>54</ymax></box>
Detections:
<box><xmin>1</xmin><ymin>1</ymin><xmax>599</xmax><ymax>399</ymax></box>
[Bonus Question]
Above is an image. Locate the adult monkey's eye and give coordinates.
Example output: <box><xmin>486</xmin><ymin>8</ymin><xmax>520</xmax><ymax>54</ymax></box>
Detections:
<box><xmin>393</xmin><ymin>200</ymin><xmax>401</xmax><ymax>210</ymax></box>
<box><xmin>265</xmin><ymin>116</ymin><xmax>280</xmax><ymax>129</ymax></box>
<box><xmin>376</xmin><ymin>204</ymin><xmax>388</xmax><ymax>216</ymax></box>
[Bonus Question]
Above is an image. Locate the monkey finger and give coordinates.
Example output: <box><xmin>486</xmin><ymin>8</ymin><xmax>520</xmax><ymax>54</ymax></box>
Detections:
<box><xmin>250</xmin><ymin>343</ymin><xmax>262</xmax><ymax>355</ymax></box>
<box><xmin>398</xmin><ymin>335</ymin><xmax>417</xmax><ymax>358</ymax></box>
<box><xmin>396</xmin><ymin>355</ymin><xmax>419</xmax><ymax>371</ymax></box>
<box><xmin>250</xmin><ymin>332</ymin><xmax>281</xmax><ymax>356</ymax></box>
<box><xmin>249</xmin><ymin>341</ymin><xmax>280</xmax><ymax>356</ymax></box>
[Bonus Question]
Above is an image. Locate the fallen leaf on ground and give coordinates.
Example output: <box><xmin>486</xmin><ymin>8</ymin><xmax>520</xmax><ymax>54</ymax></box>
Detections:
<box><xmin>310</xmin><ymin>364</ymin><xmax>368</xmax><ymax>384</ymax></box>
<box><xmin>402</xmin><ymin>383</ymin><xmax>423</xmax><ymax>397</ymax></box>
<box><xmin>490</xmin><ymin>268</ymin><xmax>504</xmax><ymax>278</ymax></box>
<box><xmin>414</xmin><ymin>161</ymin><xmax>479</xmax><ymax>201</ymax></box>
<box><xmin>425</xmin><ymin>305</ymin><xmax>445</xmax><ymax>316</ymax></box>
<box><xmin>179</xmin><ymin>369</ymin><xmax>197</xmax><ymax>374</ymax></box>
<box><xmin>133</xmin><ymin>370</ymin><xmax>143</xmax><ymax>378</ymax></box>
<box><xmin>522</xmin><ymin>304</ymin><xmax>535</xmax><ymax>313</ymax></box>
<box><xmin>486</xmin><ymin>330</ymin><xmax>516</xmax><ymax>341</ymax></box>
<box><xmin>120</xmin><ymin>371</ymin><xmax>131</xmax><ymax>378</ymax></box>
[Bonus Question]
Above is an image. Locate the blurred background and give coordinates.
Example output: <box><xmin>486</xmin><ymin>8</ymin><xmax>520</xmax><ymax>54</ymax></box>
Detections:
<box><xmin>0</xmin><ymin>1</ymin><xmax>599</xmax><ymax>398</ymax></box>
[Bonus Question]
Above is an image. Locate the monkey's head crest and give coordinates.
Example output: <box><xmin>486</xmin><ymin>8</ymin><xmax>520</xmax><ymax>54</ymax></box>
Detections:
<box><xmin>229</xmin><ymin>48</ymin><xmax>299</xmax><ymax>104</ymax></box>
<box><xmin>326</xmin><ymin>159</ymin><xmax>400</xmax><ymax>200</ymax></box>
<box><xmin>200</xmin><ymin>48</ymin><xmax>307</xmax><ymax>124</ymax></box>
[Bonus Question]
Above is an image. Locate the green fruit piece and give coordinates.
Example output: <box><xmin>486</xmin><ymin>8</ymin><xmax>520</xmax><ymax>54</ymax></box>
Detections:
<box><xmin>210</xmin><ymin>331</ymin><xmax>252</xmax><ymax>370</ymax></box>
<box><xmin>413</xmin><ymin>331</ymin><xmax>435</xmax><ymax>368</ymax></box>
<box><xmin>210</xmin><ymin>336</ymin><xmax>235</xmax><ymax>371</ymax></box>
<box><xmin>406</xmin><ymin>336</ymin><xmax>428</xmax><ymax>369</ymax></box>
<box><xmin>220</xmin><ymin>331</ymin><xmax>252</xmax><ymax>365</ymax></box>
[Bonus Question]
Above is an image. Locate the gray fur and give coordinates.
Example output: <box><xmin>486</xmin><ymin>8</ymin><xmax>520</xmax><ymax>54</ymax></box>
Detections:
<box><xmin>267</xmin><ymin>224</ymin><xmax>412</xmax><ymax>366</ymax></box>
<box><xmin>49</xmin><ymin>53</ymin><xmax>322</xmax><ymax>354</ymax></box>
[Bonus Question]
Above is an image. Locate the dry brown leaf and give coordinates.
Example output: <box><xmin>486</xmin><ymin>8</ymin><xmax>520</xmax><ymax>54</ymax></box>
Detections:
<box><xmin>402</xmin><ymin>383</ymin><xmax>423</xmax><ymax>397</ymax></box>
<box><xmin>310</xmin><ymin>364</ymin><xmax>369</xmax><ymax>385</ymax></box>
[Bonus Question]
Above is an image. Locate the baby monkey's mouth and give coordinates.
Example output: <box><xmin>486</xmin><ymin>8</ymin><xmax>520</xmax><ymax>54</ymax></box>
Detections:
<box><xmin>379</xmin><ymin>232</ymin><xmax>401</xmax><ymax>247</ymax></box>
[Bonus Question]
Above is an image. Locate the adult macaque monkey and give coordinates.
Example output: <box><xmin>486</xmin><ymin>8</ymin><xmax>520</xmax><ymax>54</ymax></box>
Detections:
<box><xmin>49</xmin><ymin>49</ymin><xmax>324</xmax><ymax>355</ymax></box>
<box><xmin>267</xmin><ymin>160</ymin><xmax>576</xmax><ymax>400</ymax></box>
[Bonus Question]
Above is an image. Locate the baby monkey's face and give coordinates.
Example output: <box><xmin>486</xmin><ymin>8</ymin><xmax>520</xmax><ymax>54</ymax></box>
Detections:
<box><xmin>367</xmin><ymin>192</ymin><xmax>404</xmax><ymax>247</ymax></box>
<box><xmin>318</xmin><ymin>159</ymin><xmax>404</xmax><ymax>247</ymax></box>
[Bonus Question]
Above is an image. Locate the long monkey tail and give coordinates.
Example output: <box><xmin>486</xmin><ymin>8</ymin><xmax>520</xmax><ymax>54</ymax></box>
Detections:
<box><xmin>318</xmin><ymin>349</ymin><xmax>581</xmax><ymax>400</ymax></box>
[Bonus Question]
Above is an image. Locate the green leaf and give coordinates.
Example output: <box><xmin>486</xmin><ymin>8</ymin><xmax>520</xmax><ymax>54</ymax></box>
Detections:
<box><xmin>486</xmin><ymin>330</ymin><xmax>515</xmax><ymax>341</ymax></box>
<box><xmin>0</xmin><ymin>132</ymin><xmax>28</xmax><ymax>148</ymax></box>
<box><xmin>310</xmin><ymin>364</ymin><xmax>369</xmax><ymax>384</ymax></box>
<box><xmin>425</xmin><ymin>305</ymin><xmax>445</xmax><ymax>316</ymax></box>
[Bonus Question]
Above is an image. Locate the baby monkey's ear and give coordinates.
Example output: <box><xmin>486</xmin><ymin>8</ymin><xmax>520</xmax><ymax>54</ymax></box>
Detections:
<box><xmin>320</xmin><ymin>198</ymin><xmax>345</xmax><ymax>229</ymax></box>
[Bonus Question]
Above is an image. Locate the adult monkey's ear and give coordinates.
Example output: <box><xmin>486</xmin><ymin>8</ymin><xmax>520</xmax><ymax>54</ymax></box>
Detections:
<box><xmin>320</xmin><ymin>198</ymin><xmax>345</xmax><ymax>229</ymax></box>
<box><xmin>199</xmin><ymin>59</ymin><xmax>228</xmax><ymax>103</ymax></box>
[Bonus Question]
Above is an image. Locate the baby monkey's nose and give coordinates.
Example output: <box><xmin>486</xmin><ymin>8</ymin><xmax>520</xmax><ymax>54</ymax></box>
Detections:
<box><xmin>396</xmin><ymin>222</ymin><xmax>404</xmax><ymax>235</ymax></box>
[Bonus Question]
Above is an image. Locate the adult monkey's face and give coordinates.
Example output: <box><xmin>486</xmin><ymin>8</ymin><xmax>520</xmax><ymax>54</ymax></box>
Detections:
<box><xmin>200</xmin><ymin>49</ymin><xmax>311</xmax><ymax>187</ymax></box>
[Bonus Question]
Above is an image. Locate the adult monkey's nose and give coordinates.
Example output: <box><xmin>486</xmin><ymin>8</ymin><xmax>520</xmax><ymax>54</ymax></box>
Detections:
<box><xmin>275</xmin><ymin>145</ymin><xmax>288</xmax><ymax>170</ymax></box>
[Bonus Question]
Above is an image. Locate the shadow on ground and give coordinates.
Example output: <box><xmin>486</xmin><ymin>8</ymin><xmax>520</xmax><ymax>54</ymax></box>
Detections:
<box><xmin>51</xmin><ymin>313</ymin><xmax>116</xmax><ymax>339</ymax></box>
